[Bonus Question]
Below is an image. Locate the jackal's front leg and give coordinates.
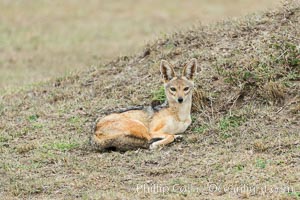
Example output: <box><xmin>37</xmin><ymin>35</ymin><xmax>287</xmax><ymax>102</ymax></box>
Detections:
<box><xmin>149</xmin><ymin>132</ymin><xmax>182</xmax><ymax>149</ymax></box>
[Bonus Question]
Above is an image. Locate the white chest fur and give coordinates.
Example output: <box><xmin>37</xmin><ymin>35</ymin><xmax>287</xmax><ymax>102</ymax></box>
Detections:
<box><xmin>149</xmin><ymin>99</ymin><xmax>192</xmax><ymax>135</ymax></box>
<box><xmin>163</xmin><ymin>101</ymin><xmax>192</xmax><ymax>134</ymax></box>
<box><xmin>164</xmin><ymin>117</ymin><xmax>191</xmax><ymax>134</ymax></box>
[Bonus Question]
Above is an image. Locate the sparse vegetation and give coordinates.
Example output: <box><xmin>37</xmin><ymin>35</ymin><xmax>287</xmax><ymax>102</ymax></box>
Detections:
<box><xmin>193</xmin><ymin>124</ymin><xmax>209</xmax><ymax>134</ymax></box>
<box><xmin>0</xmin><ymin>1</ymin><xmax>299</xmax><ymax>199</ymax></box>
<box><xmin>45</xmin><ymin>142</ymin><xmax>79</xmax><ymax>152</ymax></box>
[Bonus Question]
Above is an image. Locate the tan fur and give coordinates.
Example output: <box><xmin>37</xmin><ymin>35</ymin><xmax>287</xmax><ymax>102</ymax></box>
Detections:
<box><xmin>91</xmin><ymin>59</ymin><xmax>198</xmax><ymax>151</ymax></box>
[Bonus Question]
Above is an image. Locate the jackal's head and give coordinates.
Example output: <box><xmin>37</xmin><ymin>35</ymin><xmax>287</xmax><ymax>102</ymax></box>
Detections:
<box><xmin>160</xmin><ymin>59</ymin><xmax>198</xmax><ymax>104</ymax></box>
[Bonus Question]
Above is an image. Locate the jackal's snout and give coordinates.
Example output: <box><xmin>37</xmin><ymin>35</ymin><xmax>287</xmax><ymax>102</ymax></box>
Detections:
<box><xmin>178</xmin><ymin>97</ymin><xmax>183</xmax><ymax>103</ymax></box>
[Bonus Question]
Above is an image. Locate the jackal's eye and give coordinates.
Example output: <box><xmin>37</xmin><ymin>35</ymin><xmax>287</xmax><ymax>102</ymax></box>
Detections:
<box><xmin>184</xmin><ymin>87</ymin><xmax>189</xmax><ymax>91</ymax></box>
<box><xmin>170</xmin><ymin>87</ymin><xmax>176</xmax><ymax>92</ymax></box>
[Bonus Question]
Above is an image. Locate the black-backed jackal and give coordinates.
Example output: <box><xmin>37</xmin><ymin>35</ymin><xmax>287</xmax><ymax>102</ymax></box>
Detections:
<box><xmin>91</xmin><ymin>59</ymin><xmax>198</xmax><ymax>151</ymax></box>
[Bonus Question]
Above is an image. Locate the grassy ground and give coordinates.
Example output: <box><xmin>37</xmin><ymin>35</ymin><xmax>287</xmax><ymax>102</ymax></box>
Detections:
<box><xmin>1</xmin><ymin>1</ymin><xmax>300</xmax><ymax>199</ymax></box>
<box><xmin>0</xmin><ymin>0</ymin><xmax>279</xmax><ymax>92</ymax></box>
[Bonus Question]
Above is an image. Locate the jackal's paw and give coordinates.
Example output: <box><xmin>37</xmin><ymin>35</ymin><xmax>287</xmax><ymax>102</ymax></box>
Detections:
<box><xmin>149</xmin><ymin>143</ymin><xmax>162</xmax><ymax>150</ymax></box>
<box><xmin>174</xmin><ymin>135</ymin><xmax>183</xmax><ymax>140</ymax></box>
<box><xmin>149</xmin><ymin>143</ymin><xmax>157</xmax><ymax>150</ymax></box>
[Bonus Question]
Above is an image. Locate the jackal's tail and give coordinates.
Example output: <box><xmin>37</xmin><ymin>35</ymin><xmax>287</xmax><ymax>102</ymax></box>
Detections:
<box><xmin>90</xmin><ymin>132</ymin><xmax>150</xmax><ymax>152</ymax></box>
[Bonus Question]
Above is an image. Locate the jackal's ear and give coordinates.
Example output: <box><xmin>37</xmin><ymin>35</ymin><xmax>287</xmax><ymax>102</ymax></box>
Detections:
<box><xmin>160</xmin><ymin>60</ymin><xmax>175</xmax><ymax>82</ymax></box>
<box><xmin>183</xmin><ymin>58</ymin><xmax>197</xmax><ymax>80</ymax></box>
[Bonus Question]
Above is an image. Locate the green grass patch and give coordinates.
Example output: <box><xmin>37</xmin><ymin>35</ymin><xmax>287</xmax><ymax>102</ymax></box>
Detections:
<box><xmin>220</xmin><ymin>132</ymin><xmax>231</xmax><ymax>139</ymax></box>
<box><xmin>28</xmin><ymin>114</ymin><xmax>39</xmax><ymax>122</ymax></box>
<box><xmin>285</xmin><ymin>71</ymin><xmax>300</xmax><ymax>82</ymax></box>
<box><xmin>152</xmin><ymin>86</ymin><xmax>166</xmax><ymax>102</ymax></box>
<box><xmin>219</xmin><ymin>115</ymin><xmax>243</xmax><ymax>131</ymax></box>
<box><xmin>271</xmin><ymin>42</ymin><xmax>300</xmax><ymax>68</ymax></box>
<box><xmin>1</xmin><ymin>161</ymin><xmax>43</xmax><ymax>172</ymax></box>
<box><xmin>288</xmin><ymin>191</ymin><xmax>300</xmax><ymax>199</ymax></box>
<box><xmin>12</xmin><ymin>127</ymin><xmax>30</xmax><ymax>138</ymax></box>
<box><xmin>68</xmin><ymin>116</ymin><xmax>81</xmax><ymax>124</ymax></box>
<box><xmin>234</xmin><ymin>164</ymin><xmax>245</xmax><ymax>171</ymax></box>
<box><xmin>217</xmin><ymin>115</ymin><xmax>245</xmax><ymax>139</ymax></box>
<box><xmin>0</xmin><ymin>135</ymin><xmax>10</xmax><ymax>143</ymax></box>
<box><xmin>0</xmin><ymin>103</ymin><xmax>4</xmax><ymax>114</ymax></box>
<box><xmin>164</xmin><ymin>41</ymin><xmax>176</xmax><ymax>50</ymax></box>
<box><xmin>193</xmin><ymin>124</ymin><xmax>209</xmax><ymax>134</ymax></box>
<box><xmin>170</xmin><ymin>178</ymin><xmax>187</xmax><ymax>185</ymax></box>
<box><xmin>45</xmin><ymin>142</ymin><xmax>79</xmax><ymax>152</ymax></box>
<box><xmin>32</xmin><ymin>122</ymin><xmax>43</xmax><ymax>129</ymax></box>
<box><xmin>191</xmin><ymin>115</ymin><xmax>197</xmax><ymax>123</ymax></box>
<box><xmin>256</xmin><ymin>159</ymin><xmax>267</xmax><ymax>169</ymax></box>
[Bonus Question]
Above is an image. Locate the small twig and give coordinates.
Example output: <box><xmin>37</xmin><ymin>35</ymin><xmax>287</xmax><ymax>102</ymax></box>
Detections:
<box><xmin>228</xmin><ymin>92</ymin><xmax>241</xmax><ymax>115</ymax></box>
<box><xmin>275</xmin><ymin>99</ymin><xmax>299</xmax><ymax>114</ymax></box>
<box><xmin>276</xmin><ymin>49</ymin><xmax>289</xmax><ymax>61</ymax></box>
<box><xmin>209</xmin><ymin>95</ymin><xmax>215</xmax><ymax>123</ymax></box>
<box><xmin>275</xmin><ymin>106</ymin><xmax>286</xmax><ymax>114</ymax></box>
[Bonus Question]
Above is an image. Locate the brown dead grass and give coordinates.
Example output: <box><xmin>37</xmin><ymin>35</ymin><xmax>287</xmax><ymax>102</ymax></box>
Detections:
<box><xmin>0</xmin><ymin>1</ymin><xmax>300</xmax><ymax>199</ymax></box>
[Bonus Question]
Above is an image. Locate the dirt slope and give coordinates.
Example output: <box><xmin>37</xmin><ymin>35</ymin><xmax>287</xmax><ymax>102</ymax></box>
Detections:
<box><xmin>0</xmin><ymin>1</ymin><xmax>299</xmax><ymax>199</ymax></box>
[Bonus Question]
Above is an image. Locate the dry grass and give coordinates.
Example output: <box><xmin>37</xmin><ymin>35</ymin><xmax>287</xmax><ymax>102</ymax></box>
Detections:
<box><xmin>0</xmin><ymin>1</ymin><xmax>300</xmax><ymax>199</ymax></box>
<box><xmin>0</xmin><ymin>0</ymin><xmax>280</xmax><ymax>92</ymax></box>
